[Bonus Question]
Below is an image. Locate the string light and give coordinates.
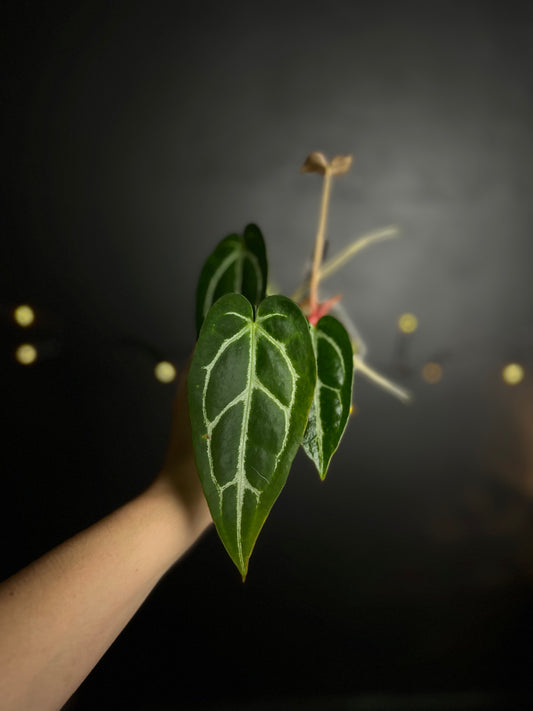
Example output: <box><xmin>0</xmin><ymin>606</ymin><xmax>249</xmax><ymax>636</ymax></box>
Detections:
<box><xmin>502</xmin><ymin>363</ymin><xmax>524</xmax><ymax>386</ymax></box>
<box><xmin>14</xmin><ymin>304</ymin><xmax>35</xmax><ymax>327</ymax></box>
<box><xmin>398</xmin><ymin>313</ymin><xmax>418</xmax><ymax>334</ymax></box>
<box><xmin>15</xmin><ymin>344</ymin><xmax>38</xmax><ymax>365</ymax></box>
<box><xmin>154</xmin><ymin>361</ymin><xmax>176</xmax><ymax>383</ymax></box>
<box><xmin>422</xmin><ymin>362</ymin><xmax>443</xmax><ymax>384</ymax></box>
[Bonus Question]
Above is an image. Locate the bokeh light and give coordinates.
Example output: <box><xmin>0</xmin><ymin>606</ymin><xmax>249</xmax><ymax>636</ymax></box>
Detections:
<box><xmin>398</xmin><ymin>313</ymin><xmax>418</xmax><ymax>334</ymax></box>
<box><xmin>421</xmin><ymin>362</ymin><xmax>443</xmax><ymax>384</ymax></box>
<box><xmin>502</xmin><ymin>362</ymin><xmax>524</xmax><ymax>386</ymax></box>
<box><xmin>14</xmin><ymin>304</ymin><xmax>35</xmax><ymax>327</ymax></box>
<box><xmin>154</xmin><ymin>361</ymin><xmax>177</xmax><ymax>383</ymax></box>
<box><xmin>15</xmin><ymin>343</ymin><xmax>38</xmax><ymax>365</ymax></box>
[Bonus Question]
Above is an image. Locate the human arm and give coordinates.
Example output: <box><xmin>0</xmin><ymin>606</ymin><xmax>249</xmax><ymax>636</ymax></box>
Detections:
<box><xmin>0</xmin><ymin>366</ymin><xmax>211</xmax><ymax>711</ymax></box>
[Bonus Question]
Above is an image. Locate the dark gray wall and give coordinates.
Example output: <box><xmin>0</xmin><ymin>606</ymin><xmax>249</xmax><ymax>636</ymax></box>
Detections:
<box><xmin>2</xmin><ymin>2</ymin><xmax>533</xmax><ymax>709</ymax></box>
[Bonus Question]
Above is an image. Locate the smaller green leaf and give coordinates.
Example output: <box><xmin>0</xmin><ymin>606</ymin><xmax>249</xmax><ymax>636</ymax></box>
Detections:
<box><xmin>195</xmin><ymin>224</ymin><xmax>268</xmax><ymax>335</ymax></box>
<box><xmin>302</xmin><ymin>315</ymin><xmax>354</xmax><ymax>480</ymax></box>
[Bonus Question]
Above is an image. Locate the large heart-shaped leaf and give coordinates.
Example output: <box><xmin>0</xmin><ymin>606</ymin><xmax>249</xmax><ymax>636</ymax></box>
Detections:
<box><xmin>302</xmin><ymin>315</ymin><xmax>354</xmax><ymax>480</ymax></box>
<box><xmin>195</xmin><ymin>224</ymin><xmax>268</xmax><ymax>335</ymax></box>
<box><xmin>188</xmin><ymin>293</ymin><xmax>316</xmax><ymax>578</ymax></box>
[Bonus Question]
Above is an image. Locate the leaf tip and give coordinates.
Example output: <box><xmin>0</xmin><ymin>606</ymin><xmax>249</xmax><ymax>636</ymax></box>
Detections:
<box><xmin>239</xmin><ymin>560</ymin><xmax>249</xmax><ymax>582</ymax></box>
<box><xmin>317</xmin><ymin>458</ymin><xmax>330</xmax><ymax>480</ymax></box>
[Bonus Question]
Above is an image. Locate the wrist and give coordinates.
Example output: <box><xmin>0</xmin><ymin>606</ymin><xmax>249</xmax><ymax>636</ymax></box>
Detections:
<box><xmin>142</xmin><ymin>472</ymin><xmax>212</xmax><ymax>549</ymax></box>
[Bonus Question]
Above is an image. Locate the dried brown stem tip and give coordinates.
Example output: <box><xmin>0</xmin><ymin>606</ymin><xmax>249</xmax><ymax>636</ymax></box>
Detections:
<box><xmin>300</xmin><ymin>152</ymin><xmax>353</xmax><ymax>176</ymax></box>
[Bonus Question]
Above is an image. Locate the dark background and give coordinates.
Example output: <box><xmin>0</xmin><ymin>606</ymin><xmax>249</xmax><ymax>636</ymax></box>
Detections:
<box><xmin>2</xmin><ymin>1</ymin><xmax>533</xmax><ymax>709</ymax></box>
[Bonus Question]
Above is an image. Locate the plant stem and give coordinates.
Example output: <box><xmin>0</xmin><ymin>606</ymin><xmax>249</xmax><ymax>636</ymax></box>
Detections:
<box><xmin>353</xmin><ymin>355</ymin><xmax>412</xmax><ymax>404</ymax></box>
<box><xmin>318</xmin><ymin>226</ymin><xmax>399</xmax><ymax>283</ymax></box>
<box><xmin>309</xmin><ymin>168</ymin><xmax>333</xmax><ymax>314</ymax></box>
<box><xmin>291</xmin><ymin>225</ymin><xmax>399</xmax><ymax>303</ymax></box>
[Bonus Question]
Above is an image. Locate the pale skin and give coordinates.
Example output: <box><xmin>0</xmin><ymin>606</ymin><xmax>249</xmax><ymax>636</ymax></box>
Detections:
<box><xmin>0</xmin><ymin>365</ymin><xmax>212</xmax><ymax>711</ymax></box>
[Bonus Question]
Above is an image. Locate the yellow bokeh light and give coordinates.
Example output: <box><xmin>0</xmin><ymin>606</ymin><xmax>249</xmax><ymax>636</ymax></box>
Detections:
<box><xmin>502</xmin><ymin>363</ymin><xmax>524</xmax><ymax>386</ymax></box>
<box><xmin>398</xmin><ymin>313</ymin><xmax>418</xmax><ymax>334</ymax></box>
<box><xmin>154</xmin><ymin>361</ymin><xmax>177</xmax><ymax>383</ymax></box>
<box><xmin>14</xmin><ymin>304</ymin><xmax>35</xmax><ymax>327</ymax></box>
<box><xmin>422</xmin><ymin>362</ymin><xmax>443</xmax><ymax>384</ymax></box>
<box><xmin>15</xmin><ymin>343</ymin><xmax>38</xmax><ymax>365</ymax></box>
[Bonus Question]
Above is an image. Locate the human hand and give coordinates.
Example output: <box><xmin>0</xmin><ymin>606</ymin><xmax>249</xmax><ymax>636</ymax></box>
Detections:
<box><xmin>150</xmin><ymin>357</ymin><xmax>212</xmax><ymax>530</ymax></box>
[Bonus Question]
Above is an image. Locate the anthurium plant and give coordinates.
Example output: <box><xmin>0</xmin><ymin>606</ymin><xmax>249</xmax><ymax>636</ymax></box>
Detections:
<box><xmin>188</xmin><ymin>152</ymin><xmax>406</xmax><ymax>579</ymax></box>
